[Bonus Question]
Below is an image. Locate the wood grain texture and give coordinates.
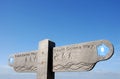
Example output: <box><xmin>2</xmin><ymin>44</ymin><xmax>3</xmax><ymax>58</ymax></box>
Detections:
<box><xmin>9</xmin><ymin>39</ymin><xmax>113</xmax><ymax>77</ymax></box>
<box><xmin>37</xmin><ymin>39</ymin><xmax>55</xmax><ymax>79</ymax></box>
<box><xmin>53</xmin><ymin>40</ymin><xmax>114</xmax><ymax>71</ymax></box>
<box><xmin>13</xmin><ymin>51</ymin><xmax>38</xmax><ymax>72</ymax></box>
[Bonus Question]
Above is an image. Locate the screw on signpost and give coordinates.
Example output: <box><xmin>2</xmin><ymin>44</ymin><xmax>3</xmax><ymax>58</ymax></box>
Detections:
<box><xmin>8</xmin><ymin>39</ymin><xmax>114</xmax><ymax>79</ymax></box>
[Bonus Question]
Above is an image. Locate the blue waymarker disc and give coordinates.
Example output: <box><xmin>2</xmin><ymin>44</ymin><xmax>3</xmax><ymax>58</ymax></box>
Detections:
<box><xmin>9</xmin><ymin>57</ymin><xmax>14</xmax><ymax>65</ymax></box>
<box><xmin>97</xmin><ymin>44</ymin><xmax>109</xmax><ymax>56</ymax></box>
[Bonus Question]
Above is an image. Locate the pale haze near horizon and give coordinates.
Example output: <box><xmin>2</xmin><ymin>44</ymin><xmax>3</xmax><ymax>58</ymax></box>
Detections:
<box><xmin>0</xmin><ymin>0</ymin><xmax>120</xmax><ymax>79</ymax></box>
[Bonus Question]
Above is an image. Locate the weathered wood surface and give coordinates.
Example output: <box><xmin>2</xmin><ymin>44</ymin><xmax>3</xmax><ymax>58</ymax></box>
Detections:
<box><xmin>37</xmin><ymin>39</ymin><xmax>55</xmax><ymax>79</ymax></box>
<box><xmin>9</xmin><ymin>51</ymin><xmax>38</xmax><ymax>72</ymax></box>
<box><xmin>9</xmin><ymin>40</ymin><xmax>114</xmax><ymax>73</ymax></box>
<box><xmin>9</xmin><ymin>39</ymin><xmax>55</xmax><ymax>79</ymax></box>
<box><xmin>53</xmin><ymin>40</ymin><xmax>113</xmax><ymax>71</ymax></box>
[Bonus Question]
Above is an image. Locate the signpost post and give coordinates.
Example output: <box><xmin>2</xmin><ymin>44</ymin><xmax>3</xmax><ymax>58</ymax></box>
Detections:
<box><xmin>8</xmin><ymin>39</ymin><xmax>114</xmax><ymax>79</ymax></box>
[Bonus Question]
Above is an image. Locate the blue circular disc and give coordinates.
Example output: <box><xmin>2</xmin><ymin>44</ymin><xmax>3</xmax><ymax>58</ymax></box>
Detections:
<box><xmin>97</xmin><ymin>44</ymin><xmax>109</xmax><ymax>56</ymax></box>
<box><xmin>9</xmin><ymin>57</ymin><xmax>14</xmax><ymax>65</ymax></box>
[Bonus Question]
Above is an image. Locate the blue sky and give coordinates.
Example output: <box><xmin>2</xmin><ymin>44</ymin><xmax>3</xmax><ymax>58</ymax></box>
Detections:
<box><xmin>0</xmin><ymin>0</ymin><xmax>120</xmax><ymax>79</ymax></box>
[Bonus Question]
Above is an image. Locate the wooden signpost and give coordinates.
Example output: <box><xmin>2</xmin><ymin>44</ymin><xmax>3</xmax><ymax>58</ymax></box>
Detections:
<box><xmin>8</xmin><ymin>39</ymin><xmax>114</xmax><ymax>79</ymax></box>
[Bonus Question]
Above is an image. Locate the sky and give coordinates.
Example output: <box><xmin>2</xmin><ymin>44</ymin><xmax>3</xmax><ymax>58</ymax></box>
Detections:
<box><xmin>0</xmin><ymin>0</ymin><xmax>120</xmax><ymax>79</ymax></box>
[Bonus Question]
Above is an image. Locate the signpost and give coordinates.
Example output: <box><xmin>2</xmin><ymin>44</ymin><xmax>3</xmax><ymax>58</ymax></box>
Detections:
<box><xmin>8</xmin><ymin>39</ymin><xmax>114</xmax><ymax>79</ymax></box>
